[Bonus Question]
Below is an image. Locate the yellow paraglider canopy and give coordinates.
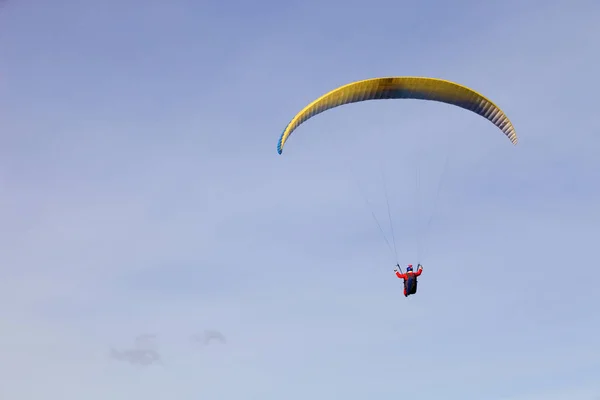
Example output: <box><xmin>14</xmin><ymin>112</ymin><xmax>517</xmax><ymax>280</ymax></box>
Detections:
<box><xmin>277</xmin><ymin>76</ymin><xmax>517</xmax><ymax>154</ymax></box>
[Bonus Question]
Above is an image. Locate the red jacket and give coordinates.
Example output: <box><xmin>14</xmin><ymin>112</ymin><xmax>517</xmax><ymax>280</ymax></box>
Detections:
<box><xmin>395</xmin><ymin>268</ymin><xmax>422</xmax><ymax>280</ymax></box>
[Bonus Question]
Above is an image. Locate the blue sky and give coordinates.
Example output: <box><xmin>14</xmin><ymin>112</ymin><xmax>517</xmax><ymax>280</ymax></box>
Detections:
<box><xmin>1</xmin><ymin>0</ymin><xmax>599</xmax><ymax>399</ymax></box>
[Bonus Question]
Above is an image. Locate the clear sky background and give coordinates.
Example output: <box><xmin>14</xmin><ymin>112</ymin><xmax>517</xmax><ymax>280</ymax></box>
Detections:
<box><xmin>1</xmin><ymin>0</ymin><xmax>599</xmax><ymax>399</ymax></box>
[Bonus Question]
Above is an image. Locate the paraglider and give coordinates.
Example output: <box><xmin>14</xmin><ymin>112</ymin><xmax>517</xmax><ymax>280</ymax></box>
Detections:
<box><xmin>276</xmin><ymin>76</ymin><xmax>518</xmax><ymax>298</ymax></box>
<box><xmin>394</xmin><ymin>264</ymin><xmax>423</xmax><ymax>297</ymax></box>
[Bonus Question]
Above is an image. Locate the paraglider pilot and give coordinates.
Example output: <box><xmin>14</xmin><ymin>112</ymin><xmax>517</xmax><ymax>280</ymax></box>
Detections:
<box><xmin>394</xmin><ymin>264</ymin><xmax>423</xmax><ymax>297</ymax></box>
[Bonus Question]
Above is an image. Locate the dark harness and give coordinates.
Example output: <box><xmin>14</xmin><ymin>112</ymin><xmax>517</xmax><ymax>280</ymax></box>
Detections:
<box><xmin>404</xmin><ymin>273</ymin><xmax>418</xmax><ymax>295</ymax></box>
